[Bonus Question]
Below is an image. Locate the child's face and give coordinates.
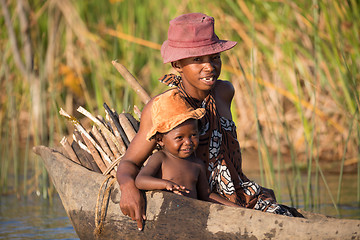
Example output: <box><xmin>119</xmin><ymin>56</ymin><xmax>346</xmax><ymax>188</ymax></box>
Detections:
<box><xmin>174</xmin><ymin>53</ymin><xmax>222</xmax><ymax>92</ymax></box>
<box><xmin>159</xmin><ymin>119</ymin><xmax>200</xmax><ymax>159</ymax></box>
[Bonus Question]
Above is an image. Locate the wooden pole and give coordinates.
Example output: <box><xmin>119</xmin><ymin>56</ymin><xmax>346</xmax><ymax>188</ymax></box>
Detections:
<box><xmin>111</xmin><ymin>61</ymin><xmax>151</xmax><ymax>104</ymax></box>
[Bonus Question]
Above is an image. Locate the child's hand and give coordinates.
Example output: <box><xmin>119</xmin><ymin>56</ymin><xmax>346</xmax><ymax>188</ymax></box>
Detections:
<box><xmin>164</xmin><ymin>181</ymin><xmax>189</xmax><ymax>195</ymax></box>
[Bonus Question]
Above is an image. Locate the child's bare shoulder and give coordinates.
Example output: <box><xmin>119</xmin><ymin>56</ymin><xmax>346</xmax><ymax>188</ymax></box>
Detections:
<box><xmin>149</xmin><ymin>150</ymin><xmax>167</xmax><ymax>160</ymax></box>
<box><xmin>192</xmin><ymin>157</ymin><xmax>206</xmax><ymax>168</ymax></box>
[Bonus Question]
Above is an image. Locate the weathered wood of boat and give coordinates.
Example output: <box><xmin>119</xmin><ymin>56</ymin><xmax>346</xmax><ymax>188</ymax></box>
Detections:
<box><xmin>34</xmin><ymin>145</ymin><xmax>360</xmax><ymax>240</ymax></box>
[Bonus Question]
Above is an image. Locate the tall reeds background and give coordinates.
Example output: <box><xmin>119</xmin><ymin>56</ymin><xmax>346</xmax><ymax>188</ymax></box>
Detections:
<box><xmin>1</xmin><ymin>0</ymin><xmax>359</xmax><ymax>217</ymax></box>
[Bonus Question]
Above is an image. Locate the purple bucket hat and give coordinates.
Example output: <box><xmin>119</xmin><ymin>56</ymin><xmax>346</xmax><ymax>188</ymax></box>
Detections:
<box><xmin>161</xmin><ymin>13</ymin><xmax>237</xmax><ymax>64</ymax></box>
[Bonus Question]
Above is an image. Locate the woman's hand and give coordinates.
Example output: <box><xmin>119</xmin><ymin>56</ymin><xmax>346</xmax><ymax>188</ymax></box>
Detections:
<box><xmin>119</xmin><ymin>182</ymin><xmax>146</xmax><ymax>231</ymax></box>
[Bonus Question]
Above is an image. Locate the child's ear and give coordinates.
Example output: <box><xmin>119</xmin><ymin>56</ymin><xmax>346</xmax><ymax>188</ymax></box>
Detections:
<box><xmin>171</xmin><ymin>61</ymin><xmax>182</xmax><ymax>73</ymax></box>
<box><xmin>156</xmin><ymin>134</ymin><xmax>165</xmax><ymax>148</ymax></box>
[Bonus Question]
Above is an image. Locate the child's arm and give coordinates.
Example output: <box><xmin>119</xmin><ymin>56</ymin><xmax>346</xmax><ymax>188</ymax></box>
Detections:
<box><xmin>196</xmin><ymin>161</ymin><xmax>241</xmax><ymax>208</ymax></box>
<box><xmin>135</xmin><ymin>152</ymin><xmax>187</xmax><ymax>194</ymax></box>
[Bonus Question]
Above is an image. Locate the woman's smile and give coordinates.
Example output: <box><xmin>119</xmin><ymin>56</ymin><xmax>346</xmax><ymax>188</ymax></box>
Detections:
<box><xmin>199</xmin><ymin>76</ymin><xmax>216</xmax><ymax>86</ymax></box>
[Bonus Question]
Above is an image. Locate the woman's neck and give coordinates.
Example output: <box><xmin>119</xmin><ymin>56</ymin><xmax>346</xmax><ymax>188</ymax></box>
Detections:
<box><xmin>181</xmin><ymin>80</ymin><xmax>211</xmax><ymax>102</ymax></box>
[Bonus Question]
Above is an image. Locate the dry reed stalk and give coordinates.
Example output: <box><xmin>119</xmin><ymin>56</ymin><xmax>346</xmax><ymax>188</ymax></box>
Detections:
<box><xmin>105</xmin><ymin>112</ymin><xmax>126</xmax><ymax>155</ymax></box>
<box><xmin>102</xmin><ymin>27</ymin><xmax>161</xmax><ymax>51</ymax></box>
<box><xmin>81</xmin><ymin>132</ymin><xmax>108</xmax><ymax>173</ymax></box>
<box><xmin>111</xmin><ymin>61</ymin><xmax>151</xmax><ymax>104</ymax></box>
<box><xmin>59</xmin><ymin>108</ymin><xmax>112</xmax><ymax>166</ymax></box>
<box><xmin>119</xmin><ymin>113</ymin><xmax>136</xmax><ymax>142</ymax></box>
<box><xmin>77</xmin><ymin>106</ymin><xmax>122</xmax><ymax>152</ymax></box>
<box><xmin>60</xmin><ymin>136</ymin><xmax>81</xmax><ymax>164</ymax></box>
<box><xmin>0</xmin><ymin>0</ymin><xmax>26</xmax><ymax>75</ymax></box>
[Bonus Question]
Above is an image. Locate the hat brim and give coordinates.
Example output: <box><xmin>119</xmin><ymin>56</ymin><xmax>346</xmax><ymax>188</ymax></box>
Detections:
<box><xmin>161</xmin><ymin>40</ymin><xmax>237</xmax><ymax>64</ymax></box>
<box><xmin>146</xmin><ymin>107</ymin><xmax>206</xmax><ymax>141</ymax></box>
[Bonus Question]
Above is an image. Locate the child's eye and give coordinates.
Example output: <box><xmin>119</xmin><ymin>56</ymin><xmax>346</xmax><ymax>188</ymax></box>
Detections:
<box><xmin>193</xmin><ymin>57</ymin><xmax>200</xmax><ymax>62</ymax></box>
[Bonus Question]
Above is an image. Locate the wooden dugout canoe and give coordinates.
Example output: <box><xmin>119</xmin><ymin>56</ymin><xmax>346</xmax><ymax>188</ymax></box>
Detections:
<box><xmin>34</xmin><ymin>145</ymin><xmax>360</xmax><ymax>240</ymax></box>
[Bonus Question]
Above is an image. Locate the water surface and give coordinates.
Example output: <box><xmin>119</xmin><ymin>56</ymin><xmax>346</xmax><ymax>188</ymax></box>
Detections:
<box><xmin>0</xmin><ymin>194</ymin><xmax>78</xmax><ymax>239</ymax></box>
<box><xmin>0</xmin><ymin>172</ymin><xmax>358</xmax><ymax>239</ymax></box>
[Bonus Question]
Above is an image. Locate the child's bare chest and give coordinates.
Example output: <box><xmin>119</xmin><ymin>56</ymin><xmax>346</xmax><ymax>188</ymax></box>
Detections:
<box><xmin>161</xmin><ymin>159</ymin><xmax>199</xmax><ymax>189</ymax></box>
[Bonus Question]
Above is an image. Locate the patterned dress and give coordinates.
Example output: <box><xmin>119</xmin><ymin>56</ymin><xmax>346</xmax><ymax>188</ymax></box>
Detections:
<box><xmin>159</xmin><ymin>74</ymin><xmax>293</xmax><ymax>216</ymax></box>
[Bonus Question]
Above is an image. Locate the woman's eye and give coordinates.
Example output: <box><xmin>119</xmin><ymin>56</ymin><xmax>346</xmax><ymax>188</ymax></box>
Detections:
<box><xmin>193</xmin><ymin>57</ymin><xmax>200</xmax><ymax>61</ymax></box>
<box><xmin>213</xmin><ymin>55</ymin><xmax>221</xmax><ymax>60</ymax></box>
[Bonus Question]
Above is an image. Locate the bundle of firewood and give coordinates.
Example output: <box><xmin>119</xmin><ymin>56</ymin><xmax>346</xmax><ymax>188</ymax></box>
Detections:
<box><xmin>59</xmin><ymin>104</ymin><xmax>140</xmax><ymax>177</ymax></box>
<box><xmin>59</xmin><ymin>61</ymin><xmax>151</xmax><ymax>177</ymax></box>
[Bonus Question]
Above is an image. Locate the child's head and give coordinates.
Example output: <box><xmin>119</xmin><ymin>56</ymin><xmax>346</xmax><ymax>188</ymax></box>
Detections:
<box><xmin>146</xmin><ymin>89</ymin><xmax>205</xmax><ymax>142</ymax></box>
<box><xmin>156</xmin><ymin>118</ymin><xmax>200</xmax><ymax>159</ymax></box>
<box><xmin>161</xmin><ymin>13</ymin><xmax>237</xmax><ymax>64</ymax></box>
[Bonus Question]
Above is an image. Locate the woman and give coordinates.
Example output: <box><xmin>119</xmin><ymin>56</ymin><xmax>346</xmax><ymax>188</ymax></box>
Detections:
<box><xmin>116</xmin><ymin>13</ymin><xmax>297</xmax><ymax>231</ymax></box>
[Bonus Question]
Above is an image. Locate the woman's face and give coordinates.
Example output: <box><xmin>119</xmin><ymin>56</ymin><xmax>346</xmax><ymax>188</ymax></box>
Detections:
<box><xmin>159</xmin><ymin>119</ymin><xmax>200</xmax><ymax>159</ymax></box>
<box><xmin>174</xmin><ymin>53</ymin><xmax>222</xmax><ymax>98</ymax></box>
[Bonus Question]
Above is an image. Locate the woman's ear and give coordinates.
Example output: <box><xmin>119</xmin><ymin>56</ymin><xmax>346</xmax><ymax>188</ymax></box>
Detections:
<box><xmin>171</xmin><ymin>61</ymin><xmax>182</xmax><ymax>73</ymax></box>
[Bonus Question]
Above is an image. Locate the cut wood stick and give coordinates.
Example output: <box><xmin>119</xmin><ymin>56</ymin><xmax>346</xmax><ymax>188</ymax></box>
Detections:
<box><xmin>119</xmin><ymin>113</ymin><xmax>136</xmax><ymax>142</ymax></box>
<box><xmin>124</xmin><ymin>112</ymin><xmax>140</xmax><ymax>132</ymax></box>
<box><xmin>103</xmin><ymin>103</ymin><xmax>130</xmax><ymax>147</ymax></box>
<box><xmin>60</xmin><ymin>136</ymin><xmax>81</xmax><ymax>164</ymax></box>
<box><xmin>77</xmin><ymin>106</ymin><xmax>122</xmax><ymax>152</ymax></box>
<box><xmin>59</xmin><ymin>108</ymin><xmax>112</xmax><ymax>166</ymax></box>
<box><xmin>106</xmin><ymin>112</ymin><xmax>127</xmax><ymax>155</ymax></box>
<box><xmin>72</xmin><ymin>131</ymin><xmax>101</xmax><ymax>173</ymax></box>
<box><xmin>100</xmin><ymin>127</ymin><xmax>122</xmax><ymax>159</ymax></box>
<box><xmin>97</xmin><ymin>114</ymin><xmax>106</xmax><ymax>124</ymax></box>
<box><xmin>112</xmin><ymin>61</ymin><xmax>151</xmax><ymax>104</ymax></box>
<box><xmin>73</xmin><ymin>131</ymin><xmax>91</xmax><ymax>154</ymax></box>
<box><xmin>91</xmin><ymin>125</ymin><xmax>114</xmax><ymax>161</ymax></box>
<box><xmin>81</xmin><ymin>132</ymin><xmax>108</xmax><ymax>173</ymax></box>
<box><xmin>71</xmin><ymin>141</ymin><xmax>95</xmax><ymax>171</ymax></box>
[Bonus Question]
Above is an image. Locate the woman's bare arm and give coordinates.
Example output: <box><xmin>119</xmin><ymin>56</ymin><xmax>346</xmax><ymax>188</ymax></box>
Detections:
<box><xmin>213</xmin><ymin>80</ymin><xmax>234</xmax><ymax>120</ymax></box>
<box><xmin>116</xmin><ymin>99</ymin><xmax>157</xmax><ymax>230</ymax></box>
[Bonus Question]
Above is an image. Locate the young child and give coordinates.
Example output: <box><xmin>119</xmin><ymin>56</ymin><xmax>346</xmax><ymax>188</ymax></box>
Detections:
<box><xmin>135</xmin><ymin>89</ymin><xmax>239</xmax><ymax>207</ymax></box>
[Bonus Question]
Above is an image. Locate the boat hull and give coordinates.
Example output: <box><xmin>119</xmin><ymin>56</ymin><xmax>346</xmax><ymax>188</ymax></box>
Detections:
<box><xmin>34</xmin><ymin>146</ymin><xmax>360</xmax><ymax>240</ymax></box>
